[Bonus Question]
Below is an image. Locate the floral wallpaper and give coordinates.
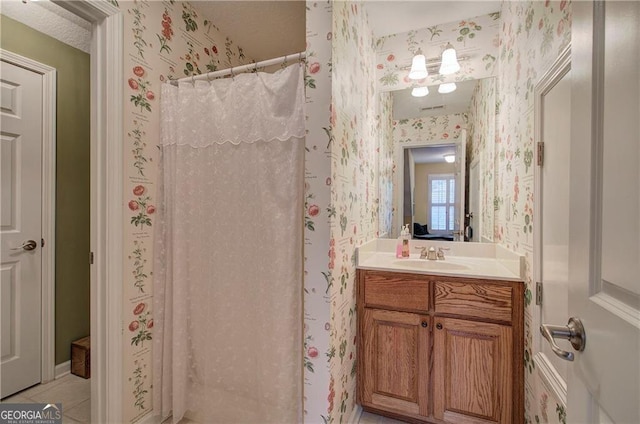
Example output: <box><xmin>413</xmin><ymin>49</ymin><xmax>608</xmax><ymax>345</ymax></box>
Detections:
<box><xmin>466</xmin><ymin>77</ymin><xmax>496</xmax><ymax>242</ymax></box>
<box><xmin>495</xmin><ymin>1</ymin><xmax>571</xmax><ymax>423</ymax></box>
<box><xmin>329</xmin><ymin>2</ymin><xmax>390</xmax><ymax>422</ymax></box>
<box><xmin>377</xmin><ymin>92</ymin><xmax>394</xmax><ymax>238</ymax></box>
<box><xmin>375</xmin><ymin>12</ymin><xmax>501</xmax><ymax>92</ymax></box>
<box><xmin>118</xmin><ymin>1</ymin><xmax>250</xmax><ymax>422</ymax></box>
<box><xmin>109</xmin><ymin>1</ymin><xmax>571</xmax><ymax>422</ymax></box>
<box><xmin>303</xmin><ymin>0</ymin><xmax>333</xmax><ymax>421</ymax></box>
<box><xmin>394</xmin><ymin>113</ymin><xmax>468</xmax><ymax>144</ymax></box>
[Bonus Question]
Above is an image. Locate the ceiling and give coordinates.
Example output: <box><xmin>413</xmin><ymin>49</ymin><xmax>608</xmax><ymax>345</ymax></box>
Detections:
<box><xmin>393</xmin><ymin>79</ymin><xmax>482</xmax><ymax>119</ymax></box>
<box><xmin>365</xmin><ymin>1</ymin><xmax>501</xmax><ymax>38</ymax></box>
<box><xmin>194</xmin><ymin>1</ymin><xmax>500</xmax><ymax>63</ymax></box>
<box><xmin>192</xmin><ymin>1</ymin><xmax>306</xmax><ymax>62</ymax></box>
<box><xmin>411</xmin><ymin>145</ymin><xmax>457</xmax><ymax>164</ymax></box>
<box><xmin>194</xmin><ymin>1</ymin><xmax>501</xmax><ymax>120</ymax></box>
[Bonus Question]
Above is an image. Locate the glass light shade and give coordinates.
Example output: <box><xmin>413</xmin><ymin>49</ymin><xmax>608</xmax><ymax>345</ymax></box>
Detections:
<box><xmin>439</xmin><ymin>46</ymin><xmax>461</xmax><ymax>75</ymax></box>
<box><xmin>438</xmin><ymin>82</ymin><xmax>457</xmax><ymax>94</ymax></box>
<box><xmin>411</xmin><ymin>86</ymin><xmax>429</xmax><ymax>97</ymax></box>
<box><xmin>444</xmin><ymin>154</ymin><xmax>456</xmax><ymax>163</ymax></box>
<box><xmin>409</xmin><ymin>54</ymin><xmax>428</xmax><ymax>80</ymax></box>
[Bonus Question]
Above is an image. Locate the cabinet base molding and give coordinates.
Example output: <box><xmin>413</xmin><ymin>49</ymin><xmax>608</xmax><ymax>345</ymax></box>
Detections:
<box><xmin>362</xmin><ymin>405</ymin><xmax>433</xmax><ymax>424</ymax></box>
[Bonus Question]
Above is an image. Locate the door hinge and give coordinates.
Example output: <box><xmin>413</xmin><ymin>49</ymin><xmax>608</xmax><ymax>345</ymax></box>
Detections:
<box><xmin>537</xmin><ymin>142</ymin><xmax>544</xmax><ymax>167</ymax></box>
<box><xmin>536</xmin><ymin>282</ymin><xmax>543</xmax><ymax>305</ymax></box>
<box><xmin>90</xmin><ymin>252</ymin><xmax>94</xmax><ymax>265</ymax></box>
<box><xmin>41</xmin><ymin>238</ymin><xmax>45</xmax><ymax>247</ymax></box>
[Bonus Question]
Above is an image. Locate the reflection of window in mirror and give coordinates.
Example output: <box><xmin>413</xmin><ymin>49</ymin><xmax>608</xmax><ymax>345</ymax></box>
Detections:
<box><xmin>387</xmin><ymin>77</ymin><xmax>496</xmax><ymax>241</ymax></box>
<box><xmin>428</xmin><ymin>174</ymin><xmax>455</xmax><ymax>233</ymax></box>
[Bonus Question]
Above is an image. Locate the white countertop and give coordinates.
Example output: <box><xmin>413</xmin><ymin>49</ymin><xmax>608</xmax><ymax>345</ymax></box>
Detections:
<box><xmin>356</xmin><ymin>239</ymin><xmax>524</xmax><ymax>282</ymax></box>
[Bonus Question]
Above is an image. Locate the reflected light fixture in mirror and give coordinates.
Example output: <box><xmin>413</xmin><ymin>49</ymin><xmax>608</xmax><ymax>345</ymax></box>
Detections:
<box><xmin>439</xmin><ymin>43</ymin><xmax>461</xmax><ymax>75</ymax></box>
<box><xmin>411</xmin><ymin>86</ymin><xmax>429</xmax><ymax>97</ymax></box>
<box><xmin>438</xmin><ymin>82</ymin><xmax>457</xmax><ymax>94</ymax></box>
<box><xmin>443</xmin><ymin>154</ymin><xmax>456</xmax><ymax>163</ymax></box>
<box><xmin>409</xmin><ymin>49</ymin><xmax>428</xmax><ymax>79</ymax></box>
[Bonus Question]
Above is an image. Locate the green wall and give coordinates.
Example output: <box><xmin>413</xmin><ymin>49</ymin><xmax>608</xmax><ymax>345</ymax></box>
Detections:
<box><xmin>1</xmin><ymin>15</ymin><xmax>91</xmax><ymax>365</ymax></box>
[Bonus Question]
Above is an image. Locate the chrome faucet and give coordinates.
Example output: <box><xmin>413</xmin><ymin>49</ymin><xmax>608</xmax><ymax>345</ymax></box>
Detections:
<box><xmin>437</xmin><ymin>247</ymin><xmax>450</xmax><ymax>260</ymax></box>
<box><xmin>416</xmin><ymin>246</ymin><xmax>449</xmax><ymax>260</ymax></box>
<box><xmin>417</xmin><ymin>246</ymin><xmax>438</xmax><ymax>260</ymax></box>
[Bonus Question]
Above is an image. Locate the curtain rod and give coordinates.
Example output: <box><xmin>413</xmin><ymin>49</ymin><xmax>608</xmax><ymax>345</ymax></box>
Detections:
<box><xmin>171</xmin><ymin>51</ymin><xmax>307</xmax><ymax>85</ymax></box>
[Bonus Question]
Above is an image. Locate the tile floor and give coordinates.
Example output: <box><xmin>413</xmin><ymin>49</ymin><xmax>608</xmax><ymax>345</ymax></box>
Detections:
<box><xmin>358</xmin><ymin>411</ymin><xmax>407</xmax><ymax>424</ymax></box>
<box><xmin>1</xmin><ymin>374</ymin><xmax>91</xmax><ymax>423</ymax></box>
<box><xmin>174</xmin><ymin>410</ymin><xmax>403</xmax><ymax>424</ymax></box>
<box><xmin>177</xmin><ymin>411</ymin><xmax>406</xmax><ymax>424</ymax></box>
<box><xmin>2</xmin><ymin>378</ymin><xmax>401</xmax><ymax>424</ymax></box>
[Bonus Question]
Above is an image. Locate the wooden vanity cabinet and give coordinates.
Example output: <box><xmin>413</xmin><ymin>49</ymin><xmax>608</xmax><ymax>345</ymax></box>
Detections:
<box><xmin>357</xmin><ymin>270</ymin><xmax>524</xmax><ymax>424</ymax></box>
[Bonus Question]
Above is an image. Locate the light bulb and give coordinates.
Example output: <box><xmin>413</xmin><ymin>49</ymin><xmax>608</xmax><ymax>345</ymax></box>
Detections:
<box><xmin>444</xmin><ymin>154</ymin><xmax>456</xmax><ymax>163</ymax></box>
<box><xmin>438</xmin><ymin>83</ymin><xmax>457</xmax><ymax>94</ymax></box>
<box><xmin>439</xmin><ymin>44</ymin><xmax>461</xmax><ymax>75</ymax></box>
<box><xmin>411</xmin><ymin>86</ymin><xmax>429</xmax><ymax>97</ymax></box>
<box><xmin>409</xmin><ymin>54</ymin><xmax>428</xmax><ymax>80</ymax></box>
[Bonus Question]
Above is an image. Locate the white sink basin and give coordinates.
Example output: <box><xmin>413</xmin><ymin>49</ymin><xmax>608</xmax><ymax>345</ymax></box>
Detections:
<box><xmin>392</xmin><ymin>259</ymin><xmax>470</xmax><ymax>271</ymax></box>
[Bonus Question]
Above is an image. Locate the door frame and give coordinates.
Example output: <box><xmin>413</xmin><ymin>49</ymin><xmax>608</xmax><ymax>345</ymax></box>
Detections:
<box><xmin>394</xmin><ymin>134</ymin><xmax>467</xmax><ymax>239</ymax></box>
<box><xmin>0</xmin><ymin>49</ymin><xmax>57</xmax><ymax>387</ymax></box>
<box><xmin>49</xmin><ymin>2</ymin><xmax>123</xmax><ymax>422</ymax></box>
<box><xmin>532</xmin><ymin>44</ymin><xmax>572</xmax><ymax>407</ymax></box>
<box><xmin>468</xmin><ymin>157</ymin><xmax>480</xmax><ymax>242</ymax></box>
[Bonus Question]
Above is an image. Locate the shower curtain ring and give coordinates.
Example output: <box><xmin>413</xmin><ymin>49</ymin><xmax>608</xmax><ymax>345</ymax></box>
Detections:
<box><xmin>230</xmin><ymin>67</ymin><xmax>234</xmax><ymax>79</ymax></box>
<box><xmin>298</xmin><ymin>52</ymin><xmax>303</xmax><ymax>67</ymax></box>
<box><xmin>254</xmin><ymin>61</ymin><xmax>258</xmax><ymax>74</ymax></box>
<box><xmin>191</xmin><ymin>74</ymin><xmax>195</xmax><ymax>85</ymax></box>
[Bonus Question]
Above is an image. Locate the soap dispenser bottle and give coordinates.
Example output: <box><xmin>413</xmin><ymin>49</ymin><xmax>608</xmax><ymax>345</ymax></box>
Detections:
<box><xmin>396</xmin><ymin>226</ymin><xmax>405</xmax><ymax>258</ymax></box>
<box><xmin>401</xmin><ymin>224</ymin><xmax>410</xmax><ymax>258</ymax></box>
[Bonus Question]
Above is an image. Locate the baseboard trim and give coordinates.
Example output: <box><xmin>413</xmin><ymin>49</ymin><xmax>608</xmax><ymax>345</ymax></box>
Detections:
<box><xmin>135</xmin><ymin>412</ymin><xmax>159</xmax><ymax>424</ymax></box>
<box><xmin>534</xmin><ymin>352</ymin><xmax>567</xmax><ymax>407</ymax></box>
<box><xmin>348</xmin><ymin>405</ymin><xmax>363</xmax><ymax>424</ymax></box>
<box><xmin>54</xmin><ymin>361</ymin><xmax>70</xmax><ymax>379</ymax></box>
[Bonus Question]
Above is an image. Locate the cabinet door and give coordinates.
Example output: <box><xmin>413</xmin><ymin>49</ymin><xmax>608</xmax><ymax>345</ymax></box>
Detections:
<box><xmin>361</xmin><ymin>308</ymin><xmax>429</xmax><ymax>418</ymax></box>
<box><xmin>433</xmin><ymin>317</ymin><xmax>512</xmax><ymax>424</ymax></box>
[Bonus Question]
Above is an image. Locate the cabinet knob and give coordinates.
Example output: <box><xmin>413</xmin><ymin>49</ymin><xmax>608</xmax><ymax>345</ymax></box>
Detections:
<box><xmin>421</xmin><ymin>321</ymin><xmax>428</xmax><ymax>328</ymax></box>
<box><xmin>436</xmin><ymin>323</ymin><xmax>443</xmax><ymax>330</ymax></box>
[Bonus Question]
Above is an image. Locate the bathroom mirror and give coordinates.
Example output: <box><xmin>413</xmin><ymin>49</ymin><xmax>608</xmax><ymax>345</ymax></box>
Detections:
<box><xmin>367</xmin><ymin>1</ymin><xmax>501</xmax><ymax>242</ymax></box>
<box><xmin>387</xmin><ymin>77</ymin><xmax>496</xmax><ymax>242</ymax></box>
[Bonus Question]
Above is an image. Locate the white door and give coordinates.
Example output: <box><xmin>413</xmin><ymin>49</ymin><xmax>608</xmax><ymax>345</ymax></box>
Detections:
<box><xmin>1</xmin><ymin>60</ymin><xmax>43</xmax><ymax>398</ymax></box>
<box><xmin>565</xmin><ymin>1</ymin><xmax>640</xmax><ymax>422</ymax></box>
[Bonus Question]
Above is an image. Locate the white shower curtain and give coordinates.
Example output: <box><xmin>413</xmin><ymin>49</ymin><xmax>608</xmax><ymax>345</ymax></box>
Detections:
<box><xmin>153</xmin><ymin>64</ymin><xmax>304</xmax><ymax>423</ymax></box>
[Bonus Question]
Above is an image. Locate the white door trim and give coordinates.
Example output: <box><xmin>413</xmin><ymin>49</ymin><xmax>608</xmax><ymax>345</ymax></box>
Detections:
<box><xmin>0</xmin><ymin>49</ymin><xmax>56</xmax><ymax>387</ymax></box>
<box><xmin>532</xmin><ymin>44</ymin><xmax>571</xmax><ymax>407</ymax></box>
<box><xmin>50</xmin><ymin>1</ymin><xmax>123</xmax><ymax>422</ymax></box>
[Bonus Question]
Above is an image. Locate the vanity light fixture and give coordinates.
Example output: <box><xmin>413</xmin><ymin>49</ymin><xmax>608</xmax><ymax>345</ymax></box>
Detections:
<box><xmin>411</xmin><ymin>86</ymin><xmax>429</xmax><ymax>97</ymax></box>
<box><xmin>439</xmin><ymin>43</ymin><xmax>461</xmax><ymax>75</ymax></box>
<box><xmin>444</xmin><ymin>154</ymin><xmax>456</xmax><ymax>163</ymax></box>
<box><xmin>408</xmin><ymin>49</ymin><xmax>428</xmax><ymax>80</ymax></box>
<box><xmin>438</xmin><ymin>82</ymin><xmax>457</xmax><ymax>94</ymax></box>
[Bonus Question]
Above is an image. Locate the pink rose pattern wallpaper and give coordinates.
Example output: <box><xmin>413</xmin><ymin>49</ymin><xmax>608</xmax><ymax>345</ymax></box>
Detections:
<box><xmin>110</xmin><ymin>0</ymin><xmax>571</xmax><ymax>422</ymax></box>
<box><xmin>328</xmin><ymin>2</ymin><xmax>394</xmax><ymax>422</ymax></box>
<box><xmin>118</xmin><ymin>1</ymin><xmax>250</xmax><ymax>422</ymax></box>
<box><xmin>303</xmin><ymin>0</ymin><xmax>333</xmax><ymax>421</ymax></box>
<box><xmin>496</xmin><ymin>2</ymin><xmax>571</xmax><ymax>423</ymax></box>
<box><xmin>467</xmin><ymin>77</ymin><xmax>497</xmax><ymax>242</ymax></box>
